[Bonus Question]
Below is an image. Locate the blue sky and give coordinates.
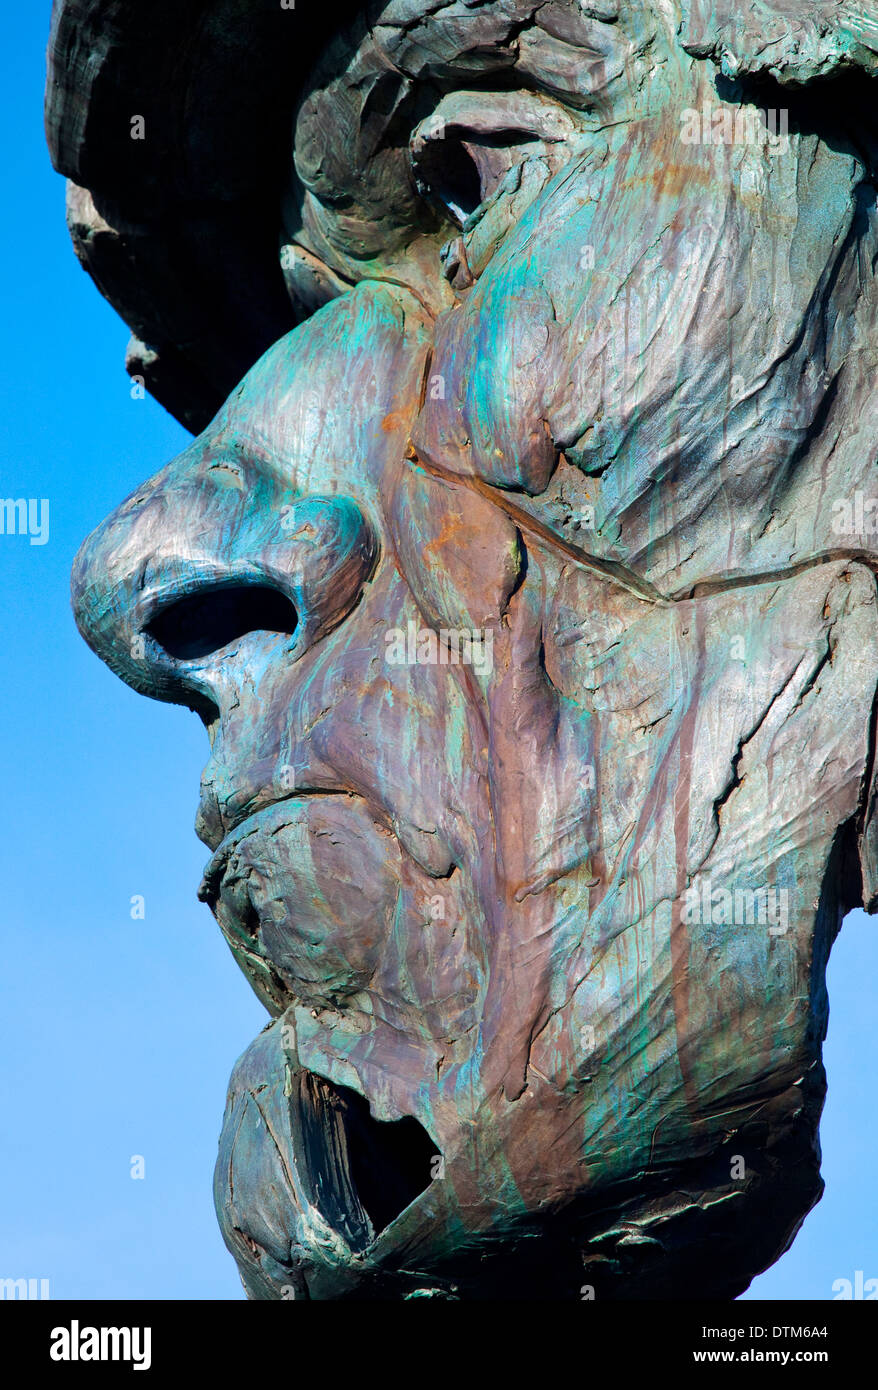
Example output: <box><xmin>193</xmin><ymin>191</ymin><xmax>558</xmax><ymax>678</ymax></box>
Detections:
<box><xmin>0</xmin><ymin>6</ymin><xmax>874</xmax><ymax>1301</ymax></box>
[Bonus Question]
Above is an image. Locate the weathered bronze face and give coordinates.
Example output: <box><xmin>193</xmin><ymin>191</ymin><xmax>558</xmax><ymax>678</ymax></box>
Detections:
<box><xmin>57</xmin><ymin>1</ymin><xmax>878</xmax><ymax>1298</ymax></box>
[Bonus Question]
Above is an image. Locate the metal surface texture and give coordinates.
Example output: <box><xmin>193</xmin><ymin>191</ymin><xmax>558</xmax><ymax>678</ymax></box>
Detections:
<box><xmin>49</xmin><ymin>0</ymin><xmax>878</xmax><ymax>1298</ymax></box>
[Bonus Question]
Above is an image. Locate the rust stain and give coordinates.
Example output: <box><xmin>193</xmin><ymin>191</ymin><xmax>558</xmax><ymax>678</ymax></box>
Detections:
<box><xmin>425</xmin><ymin>514</ymin><xmax>484</xmax><ymax>557</ymax></box>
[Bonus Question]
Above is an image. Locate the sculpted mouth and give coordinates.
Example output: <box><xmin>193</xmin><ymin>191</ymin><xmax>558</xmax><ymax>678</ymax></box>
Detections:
<box><xmin>288</xmin><ymin>1066</ymin><xmax>439</xmax><ymax>1252</ymax></box>
<box><xmin>202</xmin><ymin>802</ymin><xmax>444</xmax><ymax>1263</ymax></box>
<box><xmin>216</xmin><ymin>1015</ymin><xmax>445</xmax><ymax>1282</ymax></box>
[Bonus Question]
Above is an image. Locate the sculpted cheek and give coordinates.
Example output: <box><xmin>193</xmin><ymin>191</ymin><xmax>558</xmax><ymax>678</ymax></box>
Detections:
<box><xmin>414</xmin><ymin>108</ymin><xmax>864</xmax><ymax>571</ymax></box>
<box><xmin>384</xmin><ymin>457</ymin><xmax>523</xmax><ymax>632</ymax></box>
<box><xmin>413</xmin><ymin>286</ymin><xmax>560</xmax><ymax>493</ymax></box>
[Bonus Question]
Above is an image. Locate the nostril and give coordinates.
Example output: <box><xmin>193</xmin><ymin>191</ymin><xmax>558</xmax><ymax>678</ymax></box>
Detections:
<box><xmin>147</xmin><ymin>584</ymin><xmax>298</xmax><ymax>661</ymax></box>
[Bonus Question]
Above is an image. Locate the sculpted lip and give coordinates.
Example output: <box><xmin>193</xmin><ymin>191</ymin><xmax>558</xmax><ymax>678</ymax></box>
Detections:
<box><xmin>196</xmin><ymin>790</ymin><xmax>365</xmax><ymax>903</ymax></box>
<box><xmin>196</xmin><ymin>792</ymin><xmax>409</xmax><ymax>1015</ymax></box>
<box><xmin>194</xmin><ymin>800</ymin><xmax>455</xmax><ymax>1271</ymax></box>
<box><xmin>217</xmin><ymin>1020</ymin><xmax>443</xmax><ymax>1276</ymax></box>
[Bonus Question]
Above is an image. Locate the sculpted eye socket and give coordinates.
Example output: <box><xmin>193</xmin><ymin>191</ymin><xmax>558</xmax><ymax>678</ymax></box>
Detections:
<box><xmin>148</xmin><ymin>584</ymin><xmax>298</xmax><ymax>662</ymax></box>
<box><xmin>412</xmin><ymin>127</ymin><xmax>540</xmax><ymax>226</ymax></box>
<box><xmin>410</xmin><ymin>91</ymin><xmax>580</xmax><ymax>229</ymax></box>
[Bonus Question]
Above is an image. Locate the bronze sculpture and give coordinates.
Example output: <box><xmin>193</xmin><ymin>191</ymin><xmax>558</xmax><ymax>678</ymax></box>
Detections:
<box><xmin>47</xmin><ymin>0</ymin><xmax>878</xmax><ymax>1298</ymax></box>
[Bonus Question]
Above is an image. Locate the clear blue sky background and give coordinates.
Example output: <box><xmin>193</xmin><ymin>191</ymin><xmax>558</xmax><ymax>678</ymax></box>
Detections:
<box><xmin>0</xmin><ymin>6</ymin><xmax>875</xmax><ymax>1301</ymax></box>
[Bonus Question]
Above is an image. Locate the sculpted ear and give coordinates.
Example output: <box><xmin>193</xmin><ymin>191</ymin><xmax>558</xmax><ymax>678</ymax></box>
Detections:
<box><xmin>680</xmin><ymin>0</ymin><xmax>878</xmax><ymax>84</ymax></box>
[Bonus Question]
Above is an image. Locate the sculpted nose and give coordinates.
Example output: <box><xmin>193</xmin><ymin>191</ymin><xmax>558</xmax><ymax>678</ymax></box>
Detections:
<box><xmin>71</xmin><ymin>433</ymin><xmax>377</xmax><ymax>718</ymax></box>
